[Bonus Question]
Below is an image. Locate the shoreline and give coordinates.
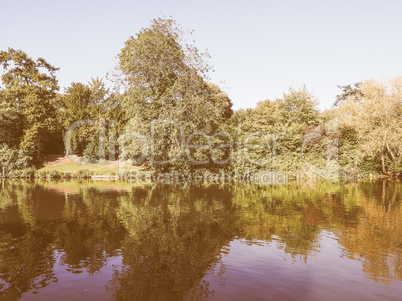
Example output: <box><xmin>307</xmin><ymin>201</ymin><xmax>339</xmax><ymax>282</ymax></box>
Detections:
<box><xmin>2</xmin><ymin>156</ymin><xmax>399</xmax><ymax>181</ymax></box>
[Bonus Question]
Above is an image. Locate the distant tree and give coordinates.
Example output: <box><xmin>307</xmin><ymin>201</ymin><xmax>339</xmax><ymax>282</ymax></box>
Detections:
<box><xmin>206</xmin><ymin>83</ymin><xmax>233</xmax><ymax>120</ymax></box>
<box><xmin>231</xmin><ymin>86</ymin><xmax>322</xmax><ymax>173</ymax></box>
<box><xmin>276</xmin><ymin>85</ymin><xmax>320</xmax><ymax>127</ymax></box>
<box><xmin>0</xmin><ymin>48</ymin><xmax>59</xmax><ymax>161</ymax></box>
<box><xmin>58</xmin><ymin>78</ymin><xmax>124</xmax><ymax>159</ymax></box>
<box><xmin>231</xmin><ymin>100</ymin><xmax>278</xmax><ymax>173</ymax></box>
<box><xmin>58</xmin><ymin>82</ymin><xmax>93</xmax><ymax>128</ymax></box>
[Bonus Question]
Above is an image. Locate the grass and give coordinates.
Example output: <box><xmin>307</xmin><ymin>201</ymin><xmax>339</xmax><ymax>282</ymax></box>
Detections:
<box><xmin>38</xmin><ymin>161</ymin><xmax>143</xmax><ymax>176</ymax></box>
<box><xmin>38</xmin><ymin>179</ymin><xmax>149</xmax><ymax>193</ymax></box>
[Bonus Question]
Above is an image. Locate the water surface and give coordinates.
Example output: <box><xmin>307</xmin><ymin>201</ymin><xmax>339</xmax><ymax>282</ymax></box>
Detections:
<box><xmin>0</xmin><ymin>179</ymin><xmax>401</xmax><ymax>300</ymax></box>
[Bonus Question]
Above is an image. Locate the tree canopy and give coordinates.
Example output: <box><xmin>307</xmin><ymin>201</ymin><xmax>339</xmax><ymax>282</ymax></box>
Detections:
<box><xmin>0</xmin><ymin>17</ymin><xmax>400</xmax><ymax>178</ymax></box>
<box><xmin>118</xmin><ymin>17</ymin><xmax>233</xmax><ymax>171</ymax></box>
<box><xmin>338</xmin><ymin>77</ymin><xmax>402</xmax><ymax>176</ymax></box>
<box><xmin>0</xmin><ymin>48</ymin><xmax>59</xmax><ymax>160</ymax></box>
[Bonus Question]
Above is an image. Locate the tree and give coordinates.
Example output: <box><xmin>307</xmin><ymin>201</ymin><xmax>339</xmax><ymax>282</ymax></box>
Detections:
<box><xmin>337</xmin><ymin>77</ymin><xmax>402</xmax><ymax>176</ymax></box>
<box><xmin>0</xmin><ymin>101</ymin><xmax>24</xmax><ymax>148</ymax></box>
<box><xmin>58</xmin><ymin>78</ymin><xmax>124</xmax><ymax>160</ymax></box>
<box><xmin>231</xmin><ymin>86</ymin><xmax>321</xmax><ymax>174</ymax></box>
<box><xmin>117</xmin><ymin>17</ymin><xmax>233</xmax><ymax>171</ymax></box>
<box><xmin>0</xmin><ymin>48</ymin><xmax>59</xmax><ymax>161</ymax></box>
<box><xmin>334</xmin><ymin>82</ymin><xmax>362</xmax><ymax>107</ymax></box>
<box><xmin>0</xmin><ymin>144</ymin><xmax>30</xmax><ymax>177</ymax></box>
<box><xmin>58</xmin><ymin>78</ymin><xmax>125</xmax><ymax>159</ymax></box>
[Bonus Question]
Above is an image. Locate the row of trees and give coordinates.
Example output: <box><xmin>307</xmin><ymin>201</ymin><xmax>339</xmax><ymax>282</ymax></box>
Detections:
<box><xmin>0</xmin><ymin>49</ymin><xmax>125</xmax><ymax>168</ymax></box>
<box><xmin>0</xmin><ymin>17</ymin><xmax>400</xmax><ymax>177</ymax></box>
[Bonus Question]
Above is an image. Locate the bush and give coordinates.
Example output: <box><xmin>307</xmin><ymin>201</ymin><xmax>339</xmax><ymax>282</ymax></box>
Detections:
<box><xmin>22</xmin><ymin>167</ymin><xmax>35</xmax><ymax>178</ymax></box>
<box><xmin>118</xmin><ymin>171</ymin><xmax>130</xmax><ymax>179</ymax></box>
<box><xmin>39</xmin><ymin>171</ymin><xmax>48</xmax><ymax>179</ymax></box>
<box><xmin>49</xmin><ymin>170</ymin><xmax>61</xmax><ymax>179</ymax></box>
<box><xmin>75</xmin><ymin>169</ymin><xmax>93</xmax><ymax>179</ymax></box>
<box><xmin>62</xmin><ymin>172</ymin><xmax>72</xmax><ymax>179</ymax></box>
<box><xmin>10</xmin><ymin>170</ymin><xmax>22</xmax><ymax>178</ymax></box>
<box><xmin>0</xmin><ymin>144</ymin><xmax>31</xmax><ymax>177</ymax></box>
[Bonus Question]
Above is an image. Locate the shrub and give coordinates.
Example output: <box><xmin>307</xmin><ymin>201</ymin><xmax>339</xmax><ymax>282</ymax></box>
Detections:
<box><xmin>76</xmin><ymin>169</ymin><xmax>93</xmax><ymax>179</ymax></box>
<box><xmin>49</xmin><ymin>170</ymin><xmax>61</xmax><ymax>179</ymax></box>
<box><xmin>0</xmin><ymin>144</ymin><xmax>31</xmax><ymax>177</ymax></box>
<box><xmin>62</xmin><ymin>172</ymin><xmax>72</xmax><ymax>179</ymax></box>
<box><xmin>10</xmin><ymin>170</ymin><xmax>22</xmax><ymax>178</ymax></box>
<box><xmin>39</xmin><ymin>171</ymin><xmax>48</xmax><ymax>179</ymax></box>
<box><xmin>22</xmin><ymin>167</ymin><xmax>35</xmax><ymax>178</ymax></box>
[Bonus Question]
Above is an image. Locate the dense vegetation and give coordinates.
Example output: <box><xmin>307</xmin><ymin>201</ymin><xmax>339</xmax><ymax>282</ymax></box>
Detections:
<box><xmin>0</xmin><ymin>17</ymin><xmax>400</xmax><ymax>178</ymax></box>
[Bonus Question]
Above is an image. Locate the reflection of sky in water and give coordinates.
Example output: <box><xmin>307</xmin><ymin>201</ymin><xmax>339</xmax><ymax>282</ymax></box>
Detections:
<box><xmin>198</xmin><ymin>233</ymin><xmax>401</xmax><ymax>301</ymax></box>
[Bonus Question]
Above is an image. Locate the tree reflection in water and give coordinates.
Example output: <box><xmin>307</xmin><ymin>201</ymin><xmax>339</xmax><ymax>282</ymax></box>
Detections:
<box><xmin>0</xmin><ymin>179</ymin><xmax>401</xmax><ymax>299</ymax></box>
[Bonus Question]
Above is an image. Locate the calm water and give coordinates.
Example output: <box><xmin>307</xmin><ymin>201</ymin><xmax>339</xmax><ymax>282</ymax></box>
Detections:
<box><xmin>0</xmin><ymin>179</ymin><xmax>401</xmax><ymax>300</ymax></box>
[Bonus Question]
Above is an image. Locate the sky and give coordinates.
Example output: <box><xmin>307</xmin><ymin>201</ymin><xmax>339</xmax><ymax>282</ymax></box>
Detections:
<box><xmin>1</xmin><ymin>0</ymin><xmax>402</xmax><ymax>111</ymax></box>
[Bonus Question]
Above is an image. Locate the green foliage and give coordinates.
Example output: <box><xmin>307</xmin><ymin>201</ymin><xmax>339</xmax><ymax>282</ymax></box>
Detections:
<box><xmin>0</xmin><ymin>101</ymin><xmax>24</xmax><ymax>147</ymax></box>
<box><xmin>231</xmin><ymin>86</ymin><xmax>321</xmax><ymax>175</ymax></box>
<box><xmin>62</xmin><ymin>172</ymin><xmax>72</xmax><ymax>179</ymax></box>
<box><xmin>59</xmin><ymin>78</ymin><xmax>124</xmax><ymax>160</ymax></box>
<box><xmin>0</xmin><ymin>20</ymin><xmax>399</xmax><ymax>179</ymax></box>
<box><xmin>337</xmin><ymin>77</ymin><xmax>402</xmax><ymax>176</ymax></box>
<box><xmin>118</xmin><ymin>17</ymin><xmax>233</xmax><ymax>171</ymax></box>
<box><xmin>0</xmin><ymin>144</ymin><xmax>31</xmax><ymax>176</ymax></box>
<box><xmin>38</xmin><ymin>170</ymin><xmax>48</xmax><ymax>178</ymax></box>
<box><xmin>48</xmin><ymin>170</ymin><xmax>61</xmax><ymax>179</ymax></box>
<box><xmin>337</xmin><ymin>125</ymin><xmax>360</xmax><ymax>176</ymax></box>
<box><xmin>276</xmin><ymin>85</ymin><xmax>320</xmax><ymax>127</ymax></box>
<box><xmin>75</xmin><ymin>169</ymin><xmax>93</xmax><ymax>179</ymax></box>
<box><xmin>0</xmin><ymin>48</ymin><xmax>59</xmax><ymax>161</ymax></box>
<box><xmin>22</xmin><ymin>167</ymin><xmax>36</xmax><ymax>178</ymax></box>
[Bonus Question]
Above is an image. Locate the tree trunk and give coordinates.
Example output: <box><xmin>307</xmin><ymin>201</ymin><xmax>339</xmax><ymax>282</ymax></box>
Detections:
<box><xmin>37</xmin><ymin>135</ymin><xmax>42</xmax><ymax>159</ymax></box>
<box><xmin>381</xmin><ymin>146</ymin><xmax>388</xmax><ymax>175</ymax></box>
<box><xmin>386</xmin><ymin>142</ymin><xmax>396</xmax><ymax>163</ymax></box>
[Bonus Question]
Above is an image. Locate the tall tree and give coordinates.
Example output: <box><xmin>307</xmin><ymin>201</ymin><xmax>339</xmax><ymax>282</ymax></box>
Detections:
<box><xmin>337</xmin><ymin>77</ymin><xmax>402</xmax><ymax>176</ymax></box>
<box><xmin>117</xmin><ymin>17</ymin><xmax>233</xmax><ymax>170</ymax></box>
<box><xmin>0</xmin><ymin>48</ymin><xmax>59</xmax><ymax>160</ymax></box>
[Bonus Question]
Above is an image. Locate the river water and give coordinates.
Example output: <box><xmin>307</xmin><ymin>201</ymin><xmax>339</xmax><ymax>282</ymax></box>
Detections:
<box><xmin>0</xmin><ymin>179</ymin><xmax>401</xmax><ymax>300</ymax></box>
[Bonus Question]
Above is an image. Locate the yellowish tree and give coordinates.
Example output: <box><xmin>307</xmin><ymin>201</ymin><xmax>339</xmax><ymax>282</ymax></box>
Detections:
<box><xmin>338</xmin><ymin>77</ymin><xmax>402</xmax><ymax>176</ymax></box>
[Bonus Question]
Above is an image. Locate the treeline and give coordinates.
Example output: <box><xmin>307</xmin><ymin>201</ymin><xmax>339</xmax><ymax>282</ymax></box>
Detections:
<box><xmin>0</xmin><ymin>17</ymin><xmax>401</xmax><ymax>178</ymax></box>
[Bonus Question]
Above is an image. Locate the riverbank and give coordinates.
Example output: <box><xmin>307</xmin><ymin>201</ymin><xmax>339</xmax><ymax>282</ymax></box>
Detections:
<box><xmin>0</xmin><ymin>155</ymin><xmax>145</xmax><ymax>179</ymax></box>
<box><xmin>1</xmin><ymin>154</ymin><xmax>390</xmax><ymax>183</ymax></box>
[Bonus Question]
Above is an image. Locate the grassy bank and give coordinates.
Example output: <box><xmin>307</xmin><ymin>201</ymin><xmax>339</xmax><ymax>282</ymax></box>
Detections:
<box><xmin>1</xmin><ymin>155</ymin><xmax>146</xmax><ymax>179</ymax></box>
<box><xmin>38</xmin><ymin>162</ymin><xmax>141</xmax><ymax>176</ymax></box>
<box><xmin>1</xmin><ymin>154</ymin><xmax>387</xmax><ymax>182</ymax></box>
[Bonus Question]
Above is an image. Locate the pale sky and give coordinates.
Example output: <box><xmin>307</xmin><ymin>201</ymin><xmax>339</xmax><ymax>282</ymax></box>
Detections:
<box><xmin>1</xmin><ymin>0</ymin><xmax>402</xmax><ymax>110</ymax></box>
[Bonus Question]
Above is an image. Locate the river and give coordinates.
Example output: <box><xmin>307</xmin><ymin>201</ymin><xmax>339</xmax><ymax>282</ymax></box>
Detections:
<box><xmin>0</xmin><ymin>179</ymin><xmax>401</xmax><ymax>300</ymax></box>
